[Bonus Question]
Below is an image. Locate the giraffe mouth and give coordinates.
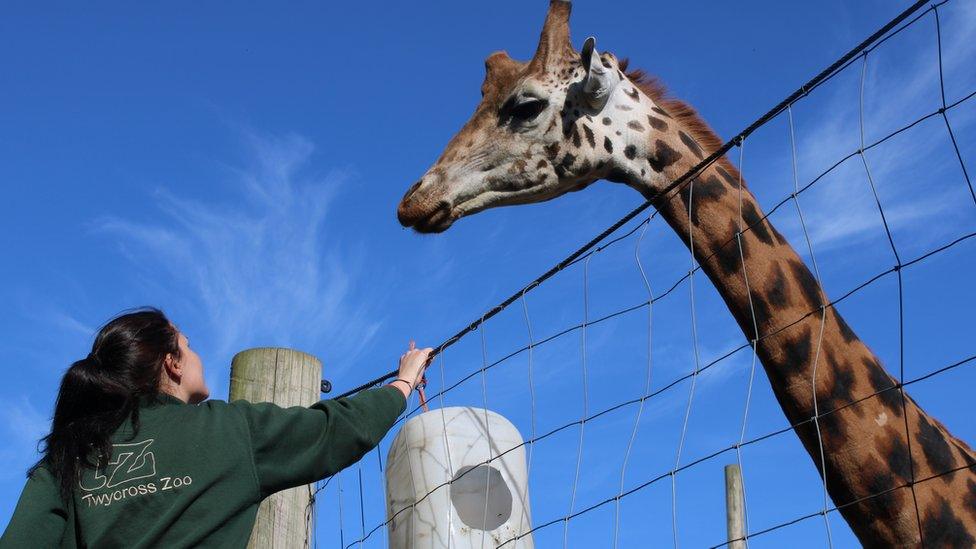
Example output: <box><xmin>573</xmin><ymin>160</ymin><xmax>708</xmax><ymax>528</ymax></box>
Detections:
<box><xmin>404</xmin><ymin>184</ymin><xmax>553</xmax><ymax>234</ymax></box>
<box><xmin>410</xmin><ymin>202</ymin><xmax>457</xmax><ymax>234</ymax></box>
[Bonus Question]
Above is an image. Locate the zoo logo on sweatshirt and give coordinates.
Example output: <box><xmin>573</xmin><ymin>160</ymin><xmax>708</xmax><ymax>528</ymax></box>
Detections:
<box><xmin>78</xmin><ymin>439</ymin><xmax>193</xmax><ymax>508</ymax></box>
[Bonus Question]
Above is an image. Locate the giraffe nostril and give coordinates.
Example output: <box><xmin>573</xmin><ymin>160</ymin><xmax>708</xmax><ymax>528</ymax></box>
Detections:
<box><xmin>403</xmin><ymin>180</ymin><xmax>423</xmax><ymax>202</ymax></box>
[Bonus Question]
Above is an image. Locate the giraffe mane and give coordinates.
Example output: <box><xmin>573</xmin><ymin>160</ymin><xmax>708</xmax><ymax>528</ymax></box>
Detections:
<box><xmin>620</xmin><ymin>60</ymin><xmax>740</xmax><ymax>179</ymax></box>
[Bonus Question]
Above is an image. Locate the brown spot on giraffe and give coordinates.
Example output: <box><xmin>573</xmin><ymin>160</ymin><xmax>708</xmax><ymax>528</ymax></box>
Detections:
<box><xmin>678</xmin><ymin>174</ymin><xmax>727</xmax><ymax>226</ymax></box>
<box><xmin>647</xmin><ymin>115</ymin><xmax>668</xmax><ymax>131</ymax></box>
<box><xmin>741</xmin><ymin>200</ymin><xmax>775</xmax><ymax>246</ymax></box>
<box><xmin>918</xmin><ymin>415</ymin><xmax>959</xmax><ymax>479</ymax></box>
<box><xmin>818</xmin><ymin>354</ymin><xmax>857</xmax><ymax>417</ymax></box>
<box><xmin>864</xmin><ymin>356</ymin><xmax>904</xmax><ymax>417</ymax></box>
<box><xmin>715</xmin><ymin>219</ymin><xmax>749</xmax><ymax>277</ymax></box>
<box><xmin>964</xmin><ymin>479</ymin><xmax>976</xmax><ymax>518</ymax></box>
<box><xmin>715</xmin><ymin>219</ymin><xmax>757</xmax><ymax>280</ymax></box>
<box><xmin>748</xmin><ymin>262</ymin><xmax>787</xmax><ymax>327</ymax></box>
<box><xmin>761</xmin><ymin>325</ymin><xmax>812</xmax><ymax>405</ymax></box>
<box><xmin>679</xmin><ymin>130</ymin><xmax>704</xmax><ymax>159</ymax></box>
<box><xmin>648</xmin><ymin>140</ymin><xmax>681</xmax><ymax>173</ymax></box>
<box><xmin>765</xmin><ymin>263</ymin><xmax>790</xmax><ymax>309</ymax></box>
<box><xmin>881</xmin><ymin>430</ymin><xmax>915</xmax><ymax>485</ymax></box>
<box><xmin>838</xmin><ymin>456</ymin><xmax>912</xmax><ymax>539</ymax></box>
<box><xmin>560</xmin><ymin>153</ymin><xmax>576</xmax><ymax>169</ymax></box>
<box><xmin>922</xmin><ymin>497</ymin><xmax>975</xmax><ymax>546</ymax></box>
<box><xmin>581</xmin><ymin>124</ymin><xmax>595</xmax><ymax>147</ymax></box>
<box><xmin>546</xmin><ymin>143</ymin><xmax>561</xmax><ymax>161</ymax></box>
<box><xmin>715</xmin><ymin>165</ymin><xmax>741</xmax><ymax>188</ymax></box>
<box><xmin>652</xmin><ymin>106</ymin><xmax>672</xmax><ymax>119</ymax></box>
<box><xmin>787</xmin><ymin>259</ymin><xmax>824</xmax><ymax>308</ymax></box>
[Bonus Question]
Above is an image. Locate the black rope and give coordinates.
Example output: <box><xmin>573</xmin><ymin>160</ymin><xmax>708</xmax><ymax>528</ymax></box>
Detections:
<box><xmin>328</xmin><ymin>0</ymin><xmax>935</xmax><ymax>399</ymax></box>
<box><xmin>383</xmin><ymin>229</ymin><xmax>975</xmax><ymax>457</ymax></box>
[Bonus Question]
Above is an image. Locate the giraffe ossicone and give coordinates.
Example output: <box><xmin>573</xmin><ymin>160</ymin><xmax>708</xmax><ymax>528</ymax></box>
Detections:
<box><xmin>580</xmin><ymin>36</ymin><xmax>620</xmax><ymax>110</ymax></box>
<box><xmin>397</xmin><ymin>1</ymin><xmax>976</xmax><ymax>546</ymax></box>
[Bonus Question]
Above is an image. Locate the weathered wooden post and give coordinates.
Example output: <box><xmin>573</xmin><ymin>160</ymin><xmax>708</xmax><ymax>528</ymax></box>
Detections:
<box><xmin>724</xmin><ymin>464</ymin><xmax>746</xmax><ymax>549</ymax></box>
<box><xmin>230</xmin><ymin>348</ymin><xmax>322</xmax><ymax>549</ymax></box>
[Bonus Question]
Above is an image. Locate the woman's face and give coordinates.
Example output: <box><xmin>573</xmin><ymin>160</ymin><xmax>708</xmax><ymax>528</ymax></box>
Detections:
<box><xmin>176</xmin><ymin>332</ymin><xmax>209</xmax><ymax>404</ymax></box>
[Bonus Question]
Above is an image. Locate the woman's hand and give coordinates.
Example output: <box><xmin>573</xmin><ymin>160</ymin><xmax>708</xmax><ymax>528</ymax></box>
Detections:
<box><xmin>389</xmin><ymin>341</ymin><xmax>433</xmax><ymax>399</ymax></box>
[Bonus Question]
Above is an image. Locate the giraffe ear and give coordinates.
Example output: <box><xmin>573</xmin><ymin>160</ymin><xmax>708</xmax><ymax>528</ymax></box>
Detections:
<box><xmin>580</xmin><ymin>37</ymin><xmax>620</xmax><ymax>110</ymax></box>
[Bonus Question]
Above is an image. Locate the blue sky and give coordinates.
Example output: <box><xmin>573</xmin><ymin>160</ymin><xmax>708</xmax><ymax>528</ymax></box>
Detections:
<box><xmin>2</xmin><ymin>1</ymin><xmax>975</xmax><ymax>547</ymax></box>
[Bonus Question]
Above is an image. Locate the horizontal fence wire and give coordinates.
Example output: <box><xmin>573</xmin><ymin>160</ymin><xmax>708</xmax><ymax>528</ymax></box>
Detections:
<box><xmin>349</xmin><ymin>345</ymin><xmax>976</xmax><ymax>548</ymax></box>
<box><xmin>307</xmin><ymin>0</ymin><xmax>976</xmax><ymax>547</ymax></box>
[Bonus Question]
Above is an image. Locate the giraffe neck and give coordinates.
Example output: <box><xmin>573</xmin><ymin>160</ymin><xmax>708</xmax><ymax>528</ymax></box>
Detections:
<box><xmin>617</xmin><ymin>100</ymin><xmax>976</xmax><ymax>544</ymax></box>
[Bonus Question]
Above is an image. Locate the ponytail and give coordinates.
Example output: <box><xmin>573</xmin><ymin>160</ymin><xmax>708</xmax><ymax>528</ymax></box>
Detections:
<box><xmin>31</xmin><ymin>307</ymin><xmax>181</xmax><ymax>500</ymax></box>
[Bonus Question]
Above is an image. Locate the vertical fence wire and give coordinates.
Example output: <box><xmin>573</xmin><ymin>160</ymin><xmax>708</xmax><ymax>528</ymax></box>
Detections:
<box><xmin>733</xmin><ymin>139</ymin><xmax>758</xmax><ymax>548</ymax></box>
<box><xmin>518</xmin><ymin>292</ymin><xmax>538</xmax><ymax>541</ymax></box>
<box><xmin>857</xmin><ymin>50</ymin><xmax>924</xmax><ymax>543</ymax></box>
<box><xmin>479</xmin><ymin>319</ymin><xmax>493</xmax><ymax>549</ymax></box>
<box><xmin>437</xmin><ymin>350</ymin><xmax>456</xmax><ymax>549</ymax></box>
<box><xmin>563</xmin><ymin>255</ymin><xmax>594</xmax><ymax>548</ymax></box>
<box><xmin>612</xmin><ymin>211</ymin><xmax>656</xmax><ymax>549</ymax></box>
<box><xmin>786</xmin><ymin>104</ymin><xmax>834</xmax><ymax>548</ymax></box>
<box><xmin>337</xmin><ymin>473</ymin><xmax>346</xmax><ymax>549</ymax></box>
<box><xmin>672</xmin><ymin>174</ymin><xmax>705</xmax><ymax>549</ymax></box>
<box><xmin>933</xmin><ymin>6</ymin><xmax>976</xmax><ymax>208</ymax></box>
<box><xmin>357</xmin><ymin>466</ymin><xmax>366</xmax><ymax>548</ymax></box>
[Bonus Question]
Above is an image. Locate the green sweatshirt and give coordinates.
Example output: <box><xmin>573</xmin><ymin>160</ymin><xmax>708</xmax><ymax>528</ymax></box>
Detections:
<box><xmin>1</xmin><ymin>386</ymin><xmax>405</xmax><ymax>548</ymax></box>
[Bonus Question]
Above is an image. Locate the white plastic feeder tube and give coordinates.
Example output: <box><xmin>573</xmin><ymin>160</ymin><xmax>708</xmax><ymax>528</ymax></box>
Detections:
<box><xmin>386</xmin><ymin>407</ymin><xmax>534</xmax><ymax>549</ymax></box>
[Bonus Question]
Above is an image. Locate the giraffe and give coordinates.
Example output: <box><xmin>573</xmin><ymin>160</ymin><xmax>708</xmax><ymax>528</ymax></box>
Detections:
<box><xmin>396</xmin><ymin>1</ymin><xmax>976</xmax><ymax>546</ymax></box>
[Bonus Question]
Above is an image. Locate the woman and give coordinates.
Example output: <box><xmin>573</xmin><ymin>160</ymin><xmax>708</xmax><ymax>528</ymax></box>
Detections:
<box><xmin>1</xmin><ymin>307</ymin><xmax>430</xmax><ymax>547</ymax></box>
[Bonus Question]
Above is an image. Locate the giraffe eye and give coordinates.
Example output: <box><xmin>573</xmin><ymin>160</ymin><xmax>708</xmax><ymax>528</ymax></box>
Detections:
<box><xmin>509</xmin><ymin>98</ymin><xmax>548</xmax><ymax>122</ymax></box>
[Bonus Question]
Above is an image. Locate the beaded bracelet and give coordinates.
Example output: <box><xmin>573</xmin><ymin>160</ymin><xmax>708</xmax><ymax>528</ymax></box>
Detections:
<box><xmin>391</xmin><ymin>378</ymin><xmax>413</xmax><ymax>391</ymax></box>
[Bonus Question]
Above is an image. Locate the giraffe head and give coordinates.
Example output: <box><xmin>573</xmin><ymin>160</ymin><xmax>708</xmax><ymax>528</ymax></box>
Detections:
<box><xmin>398</xmin><ymin>0</ymin><xmax>688</xmax><ymax>233</ymax></box>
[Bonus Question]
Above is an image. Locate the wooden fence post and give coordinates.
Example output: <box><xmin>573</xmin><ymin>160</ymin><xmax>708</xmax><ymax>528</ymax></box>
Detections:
<box><xmin>725</xmin><ymin>463</ymin><xmax>746</xmax><ymax>549</ymax></box>
<box><xmin>230</xmin><ymin>348</ymin><xmax>323</xmax><ymax>549</ymax></box>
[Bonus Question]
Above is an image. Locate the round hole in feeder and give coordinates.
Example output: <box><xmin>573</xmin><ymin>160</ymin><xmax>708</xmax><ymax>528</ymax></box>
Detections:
<box><xmin>449</xmin><ymin>464</ymin><xmax>513</xmax><ymax>531</ymax></box>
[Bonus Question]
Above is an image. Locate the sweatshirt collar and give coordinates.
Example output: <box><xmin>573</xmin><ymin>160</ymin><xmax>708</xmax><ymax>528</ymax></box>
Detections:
<box><xmin>141</xmin><ymin>392</ymin><xmax>188</xmax><ymax>407</ymax></box>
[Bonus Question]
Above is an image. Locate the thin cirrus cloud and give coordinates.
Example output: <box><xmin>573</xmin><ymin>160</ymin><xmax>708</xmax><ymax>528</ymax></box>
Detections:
<box><xmin>0</xmin><ymin>397</ymin><xmax>48</xmax><ymax>481</ymax></box>
<box><xmin>94</xmin><ymin>131</ymin><xmax>383</xmax><ymax>379</ymax></box>
<box><xmin>754</xmin><ymin>2</ymin><xmax>976</xmax><ymax>258</ymax></box>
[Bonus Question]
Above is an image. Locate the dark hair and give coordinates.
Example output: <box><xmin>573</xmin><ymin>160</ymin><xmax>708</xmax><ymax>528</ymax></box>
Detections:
<box><xmin>31</xmin><ymin>307</ymin><xmax>182</xmax><ymax>500</ymax></box>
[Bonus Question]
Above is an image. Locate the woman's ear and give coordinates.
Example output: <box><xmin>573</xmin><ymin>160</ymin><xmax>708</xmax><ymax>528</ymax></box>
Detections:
<box><xmin>163</xmin><ymin>353</ymin><xmax>182</xmax><ymax>381</ymax></box>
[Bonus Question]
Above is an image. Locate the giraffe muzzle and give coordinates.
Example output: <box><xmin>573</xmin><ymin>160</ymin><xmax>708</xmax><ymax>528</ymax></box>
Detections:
<box><xmin>397</xmin><ymin>198</ymin><xmax>455</xmax><ymax>233</ymax></box>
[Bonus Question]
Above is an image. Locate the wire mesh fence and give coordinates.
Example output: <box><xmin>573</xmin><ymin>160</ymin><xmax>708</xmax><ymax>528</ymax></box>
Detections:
<box><xmin>307</xmin><ymin>1</ymin><xmax>976</xmax><ymax>546</ymax></box>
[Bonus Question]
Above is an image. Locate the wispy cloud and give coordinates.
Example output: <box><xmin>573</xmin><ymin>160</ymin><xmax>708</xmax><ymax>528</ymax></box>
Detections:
<box><xmin>765</xmin><ymin>3</ymin><xmax>976</xmax><ymax>256</ymax></box>
<box><xmin>0</xmin><ymin>397</ymin><xmax>48</xmax><ymax>480</ymax></box>
<box><xmin>95</xmin><ymin>130</ymin><xmax>383</xmax><ymax>377</ymax></box>
<box><xmin>44</xmin><ymin>310</ymin><xmax>96</xmax><ymax>339</ymax></box>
